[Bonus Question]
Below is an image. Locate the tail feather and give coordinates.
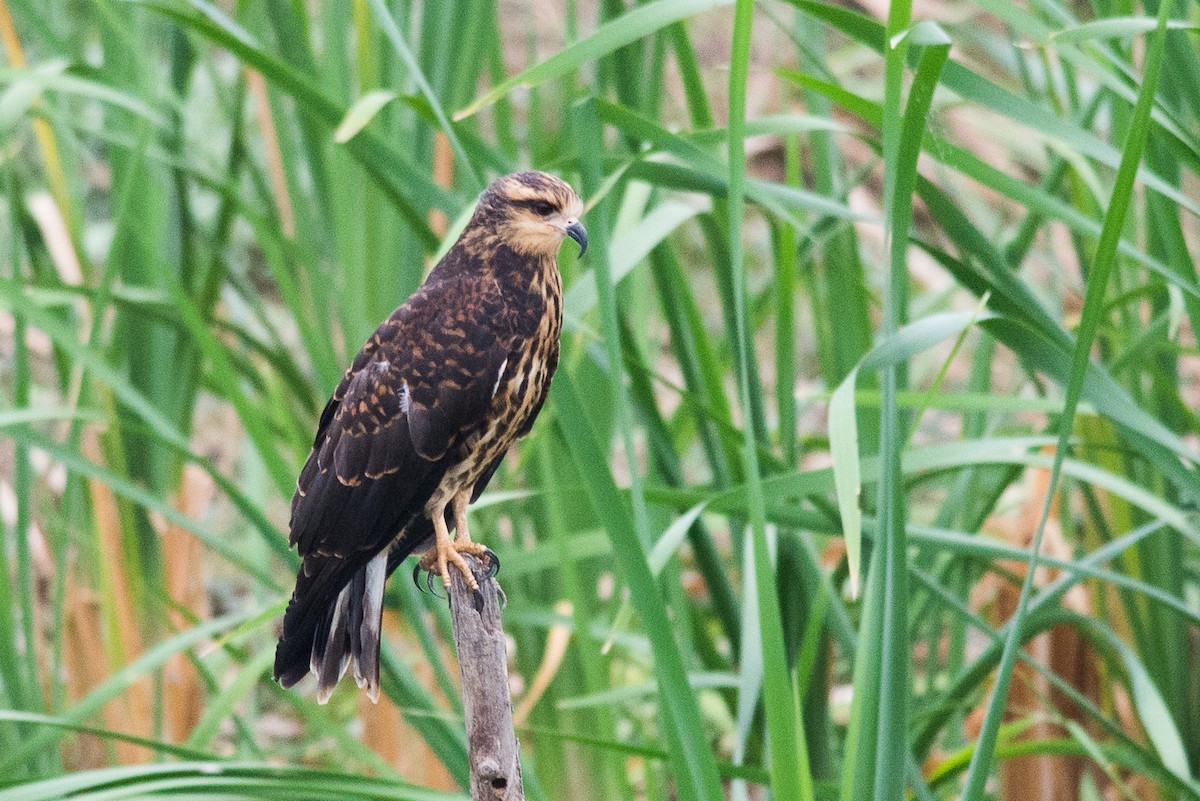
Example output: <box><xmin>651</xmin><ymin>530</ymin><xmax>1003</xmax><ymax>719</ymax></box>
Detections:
<box><xmin>352</xmin><ymin>552</ymin><xmax>388</xmax><ymax>702</ymax></box>
<box><xmin>307</xmin><ymin>599</ymin><xmax>333</xmax><ymax>677</ymax></box>
<box><xmin>273</xmin><ymin>515</ymin><xmax>438</xmax><ymax>700</ymax></box>
<box><xmin>316</xmin><ymin>586</ymin><xmax>353</xmax><ymax>703</ymax></box>
<box><xmin>274</xmin><ymin>549</ymin><xmax>392</xmax><ymax>704</ymax></box>
<box><xmin>348</xmin><ymin>566</ymin><xmax>367</xmax><ymax>681</ymax></box>
<box><xmin>275</xmin><ymin>555</ymin><xmax>354</xmax><ymax>690</ymax></box>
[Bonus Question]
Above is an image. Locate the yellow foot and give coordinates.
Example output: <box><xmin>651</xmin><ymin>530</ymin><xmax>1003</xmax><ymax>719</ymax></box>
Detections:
<box><xmin>418</xmin><ymin>540</ymin><xmax>496</xmax><ymax>591</ymax></box>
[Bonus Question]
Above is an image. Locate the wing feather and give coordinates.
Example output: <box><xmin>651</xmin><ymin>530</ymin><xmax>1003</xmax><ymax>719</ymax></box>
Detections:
<box><xmin>292</xmin><ymin>358</ymin><xmax>432</xmax><ymax>558</ymax></box>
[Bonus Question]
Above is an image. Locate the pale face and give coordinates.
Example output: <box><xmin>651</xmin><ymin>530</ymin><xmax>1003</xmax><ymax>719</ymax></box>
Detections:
<box><xmin>489</xmin><ymin>173</ymin><xmax>587</xmax><ymax>257</ymax></box>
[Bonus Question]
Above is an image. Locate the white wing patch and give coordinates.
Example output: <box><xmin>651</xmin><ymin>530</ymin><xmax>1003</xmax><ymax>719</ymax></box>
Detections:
<box><xmin>399</xmin><ymin>379</ymin><xmax>411</xmax><ymax>414</ymax></box>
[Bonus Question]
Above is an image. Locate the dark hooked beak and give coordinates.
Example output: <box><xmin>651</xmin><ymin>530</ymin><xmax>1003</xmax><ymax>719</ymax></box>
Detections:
<box><xmin>565</xmin><ymin>220</ymin><xmax>588</xmax><ymax>257</ymax></box>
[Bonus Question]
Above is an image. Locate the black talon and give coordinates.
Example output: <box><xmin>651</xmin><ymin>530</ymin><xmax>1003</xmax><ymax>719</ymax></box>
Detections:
<box><xmin>473</xmin><ymin>588</ymin><xmax>485</xmax><ymax>614</ymax></box>
<box><xmin>413</xmin><ymin>563</ymin><xmax>425</xmax><ymax>592</ymax></box>
<box><xmin>483</xmin><ymin>547</ymin><xmax>500</xmax><ymax>579</ymax></box>
<box><xmin>427</xmin><ymin>571</ymin><xmax>445</xmax><ymax>599</ymax></box>
<box><xmin>496</xmin><ymin>583</ymin><xmax>508</xmax><ymax>611</ymax></box>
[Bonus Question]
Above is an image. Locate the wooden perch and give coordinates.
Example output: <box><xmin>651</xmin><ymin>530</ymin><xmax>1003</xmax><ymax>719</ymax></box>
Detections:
<box><xmin>446</xmin><ymin>555</ymin><xmax>524</xmax><ymax>801</ymax></box>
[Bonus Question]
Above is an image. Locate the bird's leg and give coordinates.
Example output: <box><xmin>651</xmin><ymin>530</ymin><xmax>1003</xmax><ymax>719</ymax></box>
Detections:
<box><xmin>419</xmin><ymin>491</ymin><xmax>490</xmax><ymax>591</ymax></box>
<box><xmin>453</xmin><ymin>490</ymin><xmax>501</xmax><ymax>579</ymax></box>
<box><xmin>451</xmin><ymin>490</ymin><xmax>472</xmax><ymax>543</ymax></box>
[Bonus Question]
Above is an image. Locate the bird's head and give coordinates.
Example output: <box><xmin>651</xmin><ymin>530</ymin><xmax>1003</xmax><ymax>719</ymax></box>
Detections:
<box><xmin>474</xmin><ymin>171</ymin><xmax>587</xmax><ymax>258</ymax></box>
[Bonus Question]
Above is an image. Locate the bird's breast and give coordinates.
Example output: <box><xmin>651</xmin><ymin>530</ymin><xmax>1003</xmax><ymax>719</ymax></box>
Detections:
<box><xmin>422</xmin><ymin>265</ymin><xmax>562</xmax><ymax>515</ymax></box>
<box><xmin>471</xmin><ymin>273</ymin><xmax>561</xmax><ymax>453</ymax></box>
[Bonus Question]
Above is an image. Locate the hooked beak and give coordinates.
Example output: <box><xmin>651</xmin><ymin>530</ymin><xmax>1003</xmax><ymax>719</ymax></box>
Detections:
<box><xmin>565</xmin><ymin>220</ymin><xmax>588</xmax><ymax>257</ymax></box>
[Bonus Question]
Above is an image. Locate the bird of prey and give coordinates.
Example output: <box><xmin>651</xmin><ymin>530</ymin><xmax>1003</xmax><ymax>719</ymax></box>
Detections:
<box><xmin>274</xmin><ymin>171</ymin><xmax>586</xmax><ymax>702</ymax></box>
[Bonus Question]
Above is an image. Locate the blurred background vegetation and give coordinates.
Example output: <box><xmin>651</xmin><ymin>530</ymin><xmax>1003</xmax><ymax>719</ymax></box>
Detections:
<box><xmin>0</xmin><ymin>0</ymin><xmax>1198</xmax><ymax>799</ymax></box>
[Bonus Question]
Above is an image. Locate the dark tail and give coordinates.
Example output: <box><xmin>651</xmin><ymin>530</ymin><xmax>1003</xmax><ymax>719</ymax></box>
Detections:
<box><xmin>274</xmin><ymin>518</ymin><xmax>437</xmax><ymax>702</ymax></box>
<box><xmin>273</xmin><ymin>551</ymin><xmax>387</xmax><ymax>703</ymax></box>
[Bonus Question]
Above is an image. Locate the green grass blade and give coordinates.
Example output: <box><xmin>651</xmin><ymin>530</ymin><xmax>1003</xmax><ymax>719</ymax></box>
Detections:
<box><xmin>456</xmin><ymin>0</ymin><xmax>733</xmax><ymax>119</ymax></box>
<box><xmin>551</xmin><ymin>369</ymin><xmax>723</xmax><ymax>801</ymax></box>
<box><xmin>959</xmin><ymin>2</ymin><xmax>1176</xmax><ymax>796</ymax></box>
<box><xmin>364</xmin><ymin>0</ymin><xmax>480</xmax><ymax>187</ymax></box>
<box><xmin>0</xmin><ymin>610</ymin><xmax>256</xmax><ymax>773</ymax></box>
<box><xmin>135</xmin><ymin>0</ymin><xmax>446</xmax><ymax>248</ymax></box>
<box><xmin>1050</xmin><ymin>16</ymin><xmax>1200</xmax><ymax>43</ymax></box>
<box><xmin>727</xmin><ymin>1</ymin><xmax>806</xmax><ymax>798</ymax></box>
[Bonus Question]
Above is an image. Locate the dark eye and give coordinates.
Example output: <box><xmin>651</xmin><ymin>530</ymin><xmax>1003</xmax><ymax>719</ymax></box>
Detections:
<box><xmin>532</xmin><ymin>200</ymin><xmax>555</xmax><ymax>217</ymax></box>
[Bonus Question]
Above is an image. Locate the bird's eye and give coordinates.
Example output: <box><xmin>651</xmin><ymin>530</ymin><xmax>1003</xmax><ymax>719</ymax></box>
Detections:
<box><xmin>532</xmin><ymin>200</ymin><xmax>555</xmax><ymax>217</ymax></box>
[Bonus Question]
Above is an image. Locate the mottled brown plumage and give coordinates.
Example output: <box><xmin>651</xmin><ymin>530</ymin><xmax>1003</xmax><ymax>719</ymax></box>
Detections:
<box><xmin>274</xmin><ymin>172</ymin><xmax>585</xmax><ymax>702</ymax></box>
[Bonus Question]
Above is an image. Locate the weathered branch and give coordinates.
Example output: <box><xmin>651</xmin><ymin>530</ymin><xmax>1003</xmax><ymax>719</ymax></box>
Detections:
<box><xmin>446</xmin><ymin>555</ymin><xmax>524</xmax><ymax>801</ymax></box>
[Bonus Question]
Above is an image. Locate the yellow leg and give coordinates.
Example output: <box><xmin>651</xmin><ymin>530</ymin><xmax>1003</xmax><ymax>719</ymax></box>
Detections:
<box><xmin>452</xmin><ymin>490</ymin><xmax>471</xmax><ymax>543</ymax></box>
<box><xmin>420</xmin><ymin>491</ymin><xmax>487</xmax><ymax>590</ymax></box>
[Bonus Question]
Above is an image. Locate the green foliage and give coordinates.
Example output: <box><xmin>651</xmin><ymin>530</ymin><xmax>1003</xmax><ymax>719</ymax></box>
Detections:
<box><xmin>0</xmin><ymin>0</ymin><xmax>1198</xmax><ymax>798</ymax></box>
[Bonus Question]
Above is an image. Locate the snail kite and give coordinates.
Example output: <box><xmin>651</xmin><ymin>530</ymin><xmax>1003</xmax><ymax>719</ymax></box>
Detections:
<box><xmin>274</xmin><ymin>171</ymin><xmax>586</xmax><ymax>702</ymax></box>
